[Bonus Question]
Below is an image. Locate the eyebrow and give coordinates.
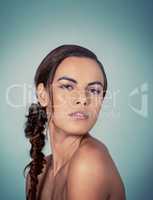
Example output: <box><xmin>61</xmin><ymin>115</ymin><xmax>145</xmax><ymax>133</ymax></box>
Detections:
<box><xmin>57</xmin><ymin>76</ymin><xmax>104</xmax><ymax>88</ymax></box>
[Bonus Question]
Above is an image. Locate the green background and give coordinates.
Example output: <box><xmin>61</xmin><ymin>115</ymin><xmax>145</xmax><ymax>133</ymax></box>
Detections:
<box><xmin>0</xmin><ymin>0</ymin><xmax>153</xmax><ymax>199</ymax></box>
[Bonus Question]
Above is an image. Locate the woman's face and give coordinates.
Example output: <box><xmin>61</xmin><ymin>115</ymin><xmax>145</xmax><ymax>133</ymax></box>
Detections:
<box><xmin>49</xmin><ymin>56</ymin><xmax>105</xmax><ymax>136</ymax></box>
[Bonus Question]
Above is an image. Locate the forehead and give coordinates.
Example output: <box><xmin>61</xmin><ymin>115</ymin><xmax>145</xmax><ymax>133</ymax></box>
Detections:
<box><xmin>53</xmin><ymin>56</ymin><xmax>104</xmax><ymax>83</ymax></box>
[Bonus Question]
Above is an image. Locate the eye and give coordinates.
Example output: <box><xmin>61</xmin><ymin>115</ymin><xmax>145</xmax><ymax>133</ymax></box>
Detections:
<box><xmin>89</xmin><ymin>88</ymin><xmax>101</xmax><ymax>95</ymax></box>
<box><xmin>59</xmin><ymin>84</ymin><xmax>73</xmax><ymax>91</ymax></box>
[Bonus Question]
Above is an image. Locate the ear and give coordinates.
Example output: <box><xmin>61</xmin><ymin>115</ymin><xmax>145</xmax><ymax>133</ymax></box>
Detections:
<box><xmin>36</xmin><ymin>83</ymin><xmax>49</xmax><ymax>107</ymax></box>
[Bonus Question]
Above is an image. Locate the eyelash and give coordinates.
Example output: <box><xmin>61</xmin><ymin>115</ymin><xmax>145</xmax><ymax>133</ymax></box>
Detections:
<box><xmin>59</xmin><ymin>84</ymin><xmax>101</xmax><ymax>95</ymax></box>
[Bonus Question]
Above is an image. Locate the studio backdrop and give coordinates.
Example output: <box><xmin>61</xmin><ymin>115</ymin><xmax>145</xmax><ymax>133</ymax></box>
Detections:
<box><xmin>0</xmin><ymin>0</ymin><xmax>153</xmax><ymax>199</ymax></box>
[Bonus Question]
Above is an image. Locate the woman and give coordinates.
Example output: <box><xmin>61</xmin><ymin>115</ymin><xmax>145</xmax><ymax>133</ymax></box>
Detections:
<box><xmin>24</xmin><ymin>44</ymin><xmax>126</xmax><ymax>200</ymax></box>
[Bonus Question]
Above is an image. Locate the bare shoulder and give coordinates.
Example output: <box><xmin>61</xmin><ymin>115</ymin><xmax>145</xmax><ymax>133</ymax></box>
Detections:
<box><xmin>68</xmin><ymin>133</ymin><xmax>111</xmax><ymax>180</ymax></box>
<box><xmin>70</xmin><ymin>133</ymin><xmax>113</xmax><ymax>168</ymax></box>
<box><xmin>68</xmin><ymin>133</ymin><xmax>126</xmax><ymax>199</ymax></box>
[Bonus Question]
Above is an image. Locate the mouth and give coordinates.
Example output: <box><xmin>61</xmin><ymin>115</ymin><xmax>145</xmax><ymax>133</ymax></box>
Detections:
<box><xmin>68</xmin><ymin>111</ymin><xmax>89</xmax><ymax>120</ymax></box>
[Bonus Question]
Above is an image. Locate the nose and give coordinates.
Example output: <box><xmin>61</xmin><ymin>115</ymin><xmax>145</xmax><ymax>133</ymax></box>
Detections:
<box><xmin>75</xmin><ymin>91</ymin><xmax>88</xmax><ymax>106</ymax></box>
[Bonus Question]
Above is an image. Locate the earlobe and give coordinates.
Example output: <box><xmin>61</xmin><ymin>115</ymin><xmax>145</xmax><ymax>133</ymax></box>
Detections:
<box><xmin>36</xmin><ymin>83</ymin><xmax>49</xmax><ymax>107</ymax></box>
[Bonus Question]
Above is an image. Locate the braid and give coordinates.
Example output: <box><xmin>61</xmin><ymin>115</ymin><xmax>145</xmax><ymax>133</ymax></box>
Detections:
<box><xmin>23</xmin><ymin>102</ymin><xmax>48</xmax><ymax>200</ymax></box>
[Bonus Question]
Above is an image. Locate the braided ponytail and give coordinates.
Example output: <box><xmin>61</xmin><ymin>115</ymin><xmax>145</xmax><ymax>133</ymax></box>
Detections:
<box><xmin>23</xmin><ymin>102</ymin><xmax>48</xmax><ymax>200</ymax></box>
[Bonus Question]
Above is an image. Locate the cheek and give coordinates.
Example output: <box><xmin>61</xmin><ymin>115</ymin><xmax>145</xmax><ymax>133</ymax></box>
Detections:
<box><xmin>52</xmin><ymin>88</ymin><xmax>73</xmax><ymax>109</ymax></box>
<box><xmin>52</xmin><ymin>116</ymin><xmax>96</xmax><ymax>136</ymax></box>
<box><xmin>53</xmin><ymin>97</ymin><xmax>71</xmax><ymax>118</ymax></box>
<box><xmin>88</xmin><ymin>97</ymin><xmax>102</xmax><ymax>119</ymax></box>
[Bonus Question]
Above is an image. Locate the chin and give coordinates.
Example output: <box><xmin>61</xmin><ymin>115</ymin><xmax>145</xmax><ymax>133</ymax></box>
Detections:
<box><xmin>62</xmin><ymin>122</ymin><xmax>94</xmax><ymax>136</ymax></box>
<box><xmin>53</xmin><ymin>115</ymin><xmax>96</xmax><ymax>135</ymax></box>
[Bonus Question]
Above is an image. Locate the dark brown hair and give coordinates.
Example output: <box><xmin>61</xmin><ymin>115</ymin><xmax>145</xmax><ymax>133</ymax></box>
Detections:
<box><xmin>23</xmin><ymin>44</ymin><xmax>108</xmax><ymax>200</ymax></box>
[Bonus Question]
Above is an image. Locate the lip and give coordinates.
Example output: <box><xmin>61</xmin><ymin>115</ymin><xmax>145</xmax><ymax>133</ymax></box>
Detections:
<box><xmin>68</xmin><ymin>111</ymin><xmax>89</xmax><ymax>120</ymax></box>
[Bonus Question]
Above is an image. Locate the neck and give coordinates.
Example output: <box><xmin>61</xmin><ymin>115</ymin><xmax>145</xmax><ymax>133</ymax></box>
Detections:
<box><xmin>48</xmin><ymin>120</ymin><xmax>84</xmax><ymax>177</ymax></box>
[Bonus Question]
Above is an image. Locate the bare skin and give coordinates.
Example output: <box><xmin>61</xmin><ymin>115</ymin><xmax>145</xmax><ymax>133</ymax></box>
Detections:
<box><xmin>26</xmin><ymin>56</ymin><xmax>126</xmax><ymax>199</ymax></box>
<box><xmin>26</xmin><ymin>133</ymin><xmax>126</xmax><ymax>199</ymax></box>
<box><xmin>67</xmin><ymin>133</ymin><xmax>126</xmax><ymax>200</ymax></box>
